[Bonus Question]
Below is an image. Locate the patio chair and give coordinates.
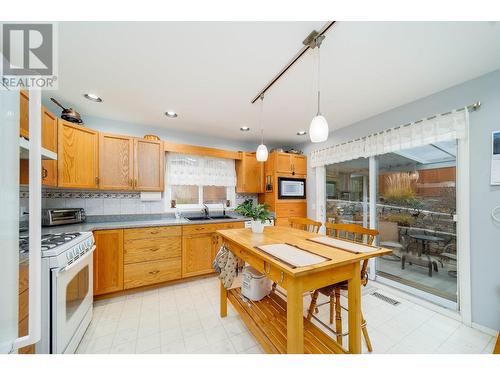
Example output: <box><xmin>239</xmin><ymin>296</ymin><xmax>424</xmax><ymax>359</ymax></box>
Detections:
<box><xmin>378</xmin><ymin>221</ymin><xmax>404</xmax><ymax>261</ymax></box>
<box><xmin>306</xmin><ymin>223</ymin><xmax>378</xmax><ymax>352</ymax></box>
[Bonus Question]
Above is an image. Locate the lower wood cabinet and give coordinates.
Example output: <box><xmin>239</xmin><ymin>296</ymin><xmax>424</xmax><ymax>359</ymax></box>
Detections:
<box><xmin>181</xmin><ymin>222</ymin><xmax>245</xmax><ymax>278</ymax></box>
<box><xmin>182</xmin><ymin>232</ymin><xmax>215</xmax><ymax>278</ymax></box>
<box><xmin>124</xmin><ymin>258</ymin><xmax>181</xmax><ymax>289</ymax></box>
<box><xmin>93</xmin><ymin>222</ymin><xmax>245</xmax><ymax>297</ymax></box>
<box><xmin>93</xmin><ymin>229</ymin><xmax>124</xmax><ymax>296</ymax></box>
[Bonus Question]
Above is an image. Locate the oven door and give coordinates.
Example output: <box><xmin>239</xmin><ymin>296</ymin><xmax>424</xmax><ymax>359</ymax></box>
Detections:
<box><xmin>51</xmin><ymin>246</ymin><xmax>94</xmax><ymax>354</ymax></box>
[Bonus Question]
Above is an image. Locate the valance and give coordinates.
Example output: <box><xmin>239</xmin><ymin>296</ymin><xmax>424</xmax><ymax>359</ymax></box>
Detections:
<box><xmin>310</xmin><ymin>108</ymin><xmax>468</xmax><ymax>168</ymax></box>
<box><xmin>166</xmin><ymin>153</ymin><xmax>236</xmax><ymax>187</ymax></box>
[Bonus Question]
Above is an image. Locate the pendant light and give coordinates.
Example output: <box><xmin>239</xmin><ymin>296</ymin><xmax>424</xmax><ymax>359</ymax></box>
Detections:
<box><xmin>256</xmin><ymin>94</ymin><xmax>268</xmax><ymax>162</ymax></box>
<box><xmin>309</xmin><ymin>36</ymin><xmax>329</xmax><ymax>143</ymax></box>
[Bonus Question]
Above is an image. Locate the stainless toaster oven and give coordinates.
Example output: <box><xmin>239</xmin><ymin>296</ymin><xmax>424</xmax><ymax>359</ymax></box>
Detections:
<box><xmin>42</xmin><ymin>208</ymin><xmax>86</xmax><ymax>226</ymax></box>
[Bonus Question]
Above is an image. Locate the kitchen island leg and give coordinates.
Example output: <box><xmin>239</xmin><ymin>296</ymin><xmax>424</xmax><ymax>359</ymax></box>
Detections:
<box><xmin>347</xmin><ymin>262</ymin><xmax>361</xmax><ymax>354</ymax></box>
<box><xmin>220</xmin><ymin>280</ymin><xmax>227</xmax><ymax>318</ymax></box>
<box><xmin>286</xmin><ymin>280</ymin><xmax>304</xmax><ymax>354</ymax></box>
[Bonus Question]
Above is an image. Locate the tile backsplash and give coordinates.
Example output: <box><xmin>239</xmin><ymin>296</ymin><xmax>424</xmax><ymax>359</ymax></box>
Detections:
<box><xmin>20</xmin><ymin>187</ymin><xmax>258</xmax><ymax>216</ymax></box>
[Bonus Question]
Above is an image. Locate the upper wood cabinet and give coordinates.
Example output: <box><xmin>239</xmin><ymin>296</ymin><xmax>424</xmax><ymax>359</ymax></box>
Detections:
<box><xmin>93</xmin><ymin>229</ymin><xmax>124</xmax><ymax>296</ymax></box>
<box><xmin>19</xmin><ymin>96</ymin><xmax>58</xmax><ymax>187</ymax></box>
<box><xmin>236</xmin><ymin>152</ymin><xmax>264</xmax><ymax>193</ymax></box>
<box><xmin>20</xmin><ymin>90</ymin><xmax>29</xmax><ymax>138</ymax></box>
<box><xmin>274</xmin><ymin>152</ymin><xmax>307</xmax><ymax>176</ymax></box>
<box><xmin>42</xmin><ymin>107</ymin><xmax>58</xmax><ymax>186</ymax></box>
<box><xmin>134</xmin><ymin>138</ymin><xmax>164</xmax><ymax>191</ymax></box>
<box><xmin>99</xmin><ymin>133</ymin><xmax>134</xmax><ymax>190</ymax></box>
<box><xmin>58</xmin><ymin>119</ymin><xmax>99</xmax><ymax>189</ymax></box>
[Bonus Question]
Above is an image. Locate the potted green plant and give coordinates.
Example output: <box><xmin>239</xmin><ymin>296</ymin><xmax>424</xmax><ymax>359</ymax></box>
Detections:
<box><xmin>235</xmin><ymin>199</ymin><xmax>272</xmax><ymax>233</ymax></box>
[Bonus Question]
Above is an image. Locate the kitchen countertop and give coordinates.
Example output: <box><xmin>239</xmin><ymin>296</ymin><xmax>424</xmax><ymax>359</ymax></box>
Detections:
<box><xmin>41</xmin><ymin>213</ymin><xmax>250</xmax><ymax>235</ymax></box>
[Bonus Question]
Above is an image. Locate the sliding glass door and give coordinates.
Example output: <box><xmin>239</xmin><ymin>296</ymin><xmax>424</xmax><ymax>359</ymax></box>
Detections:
<box><xmin>325</xmin><ymin>140</ymin><xmax>459</xmax><ymax>307</ymax></box>
<box><xmin>374</xmin><ymin>141</ymin><xmax>458</xmax><ymax>304</ymax></box>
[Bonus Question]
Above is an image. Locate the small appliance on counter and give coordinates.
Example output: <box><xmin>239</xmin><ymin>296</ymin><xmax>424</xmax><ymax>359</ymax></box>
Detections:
<box><xmin>241</xmin><ymin>266</ymin><xmax>271</xmax><ymax>301</ymax></box>
<box><xmin>42</xmin><ymin>208</ymin><xmax>86</xmax><ymax>226</ymax></box>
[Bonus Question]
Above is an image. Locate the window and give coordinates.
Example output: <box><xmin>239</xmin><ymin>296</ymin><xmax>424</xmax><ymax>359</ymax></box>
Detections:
<box><xmin>203</xmin><ymin>186</ymin><xmax>228</xmax><ymax>204</ymax></box>
<box><xmin>166</xmin><ymin>153</ymin><xmax>236</xmax><ymax>208</ymax></box>
<box><xmin>171</xmin><ymin>185</ymin><xmax>199</xmax><ymax>205</ymax></box>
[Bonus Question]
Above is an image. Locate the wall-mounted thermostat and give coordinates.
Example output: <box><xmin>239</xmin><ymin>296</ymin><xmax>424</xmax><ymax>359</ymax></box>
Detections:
<box><xmin>491</xmin><ymin>131</ymin><xmax>500</xmax><ymax>185</ymax></box>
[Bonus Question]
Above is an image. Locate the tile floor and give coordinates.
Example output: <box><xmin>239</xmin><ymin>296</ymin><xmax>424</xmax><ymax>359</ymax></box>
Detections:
<box><xmin>76</xmin><ymin>276</ymin><xmax>496</xmax><ymax>354</ymax></box>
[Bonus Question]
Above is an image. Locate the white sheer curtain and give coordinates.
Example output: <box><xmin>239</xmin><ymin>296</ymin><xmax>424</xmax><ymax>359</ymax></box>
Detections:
<box><xmin>166</xmin><ymin>153</ymin><xmax>236</xmax><ymax>187</ymax></box>
<box><xmin>310</xmin><ymin>109</ymin><xmax>468</xmax><ymax>168</ymax></box>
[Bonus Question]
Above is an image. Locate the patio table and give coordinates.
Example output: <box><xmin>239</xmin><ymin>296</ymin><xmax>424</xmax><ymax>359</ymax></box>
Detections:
<box><xmin>409</xmin><ymin>234</ymin><xmax>444</xmax><ymax>256</ymax></box>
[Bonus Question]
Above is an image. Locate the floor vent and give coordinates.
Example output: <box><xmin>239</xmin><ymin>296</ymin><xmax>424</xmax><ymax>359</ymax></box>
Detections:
<box><xmin>371</xmin><ymin>291</ymin><xmax>400</xmax><ymax>306</ymax></box>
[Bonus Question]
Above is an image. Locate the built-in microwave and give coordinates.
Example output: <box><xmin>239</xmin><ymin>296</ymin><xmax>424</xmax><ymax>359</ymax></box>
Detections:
<box><xmin>278</xmin><ymin>177</ymin><xmax>306</xmax><ymax>199</ymax></box>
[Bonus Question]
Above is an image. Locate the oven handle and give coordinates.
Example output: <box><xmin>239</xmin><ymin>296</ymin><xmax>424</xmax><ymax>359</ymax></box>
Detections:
<box><xmin>57</xmin><ymin>245</ymin><xmax>96</xmax><ymax>274</ymax></box>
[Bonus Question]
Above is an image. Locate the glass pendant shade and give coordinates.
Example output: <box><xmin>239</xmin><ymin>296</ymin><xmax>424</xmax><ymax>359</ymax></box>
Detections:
<box><xmin>309</xmin><ymin>114</ymin><xmax>329</xmax><ymax>143</ymax></box>
<box><xmin>256</xmin><ymin>143</ymin><xmax>268</xmax><ymax>162</ymax></box>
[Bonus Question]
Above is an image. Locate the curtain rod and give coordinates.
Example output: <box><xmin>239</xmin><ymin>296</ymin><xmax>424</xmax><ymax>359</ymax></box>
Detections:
<box><xmin>250</xmin><ymin>21</ymin><xmax>336</xmax><ymax>104</ymax></box>
<box><xmin>315</xmin><ymin>101</ymin><xmax>481</xmax><ymax>150</ymax></box>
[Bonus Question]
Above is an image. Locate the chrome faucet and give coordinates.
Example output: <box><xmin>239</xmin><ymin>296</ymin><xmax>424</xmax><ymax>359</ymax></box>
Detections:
<box><xmin>202</xmin><ymin>204</ymin><xmax>209</xmax><ymax>218</ymax></box>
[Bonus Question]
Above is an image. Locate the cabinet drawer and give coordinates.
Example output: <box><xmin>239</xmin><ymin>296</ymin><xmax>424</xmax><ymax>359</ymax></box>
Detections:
<box><xmin>124</xmin><ymin>226</ymin><xmax>181</xmax><ymax>241</ymax></box>
<box><xmin>124</xmin><ymin>237</ymin><xmax>181</xmax><ymax>264</ymax></box>
<box><xmin>182</xmin><ymin>221</ymin><xmax>244</xmax><ymax>235</ymax></box>
<box><xmin>124</xmin><ymin>258</ymin><xmax>181</xmax><ymax>289</ymax></box>
<box><xmin>275</xmin><ymin>202</ymin><xmax>307</xmax><ymax>218</ymax></box>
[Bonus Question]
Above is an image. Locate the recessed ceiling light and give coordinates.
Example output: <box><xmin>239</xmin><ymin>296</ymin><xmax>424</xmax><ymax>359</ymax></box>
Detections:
<box><xmin>84</xmin><ymin>93</ymin><xmax>102</xmax><ymax>102</ymax></box>
<box><xmin>240</xmin><ymin>126</ymin><xmax>250</xmax><ymax>131</ymax></box>
<box><xmin>297</xmin><ymin>130</ymin><xmax>307</xmax><ymax>136</ymax></box>
<box><xmin>165</xmin><ymin>111</ymin><xmax>178</xmax><ymax>118</ymax></box>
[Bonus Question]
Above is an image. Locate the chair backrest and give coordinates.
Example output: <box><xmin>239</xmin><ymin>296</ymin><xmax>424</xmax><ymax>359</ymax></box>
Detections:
<box><xmin>325</xmin><ymin>223</ymin><xmax>379</xmax><ymax>285</ymax></box>
<box><xmin>288</xmin><ymin>217</ymin><xmax>322</xmax><ymax>233</ymax></box>
<box><xmin>325</xmin><ymin>223</ymin><xmax>378</xmax><ymax>245</ymax></box>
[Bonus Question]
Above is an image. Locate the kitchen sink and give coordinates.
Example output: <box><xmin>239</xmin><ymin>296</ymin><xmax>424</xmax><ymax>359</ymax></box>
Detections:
<box><xmin>185</xmin><ymin>216</ymin><xmax>211</xmax><ymax>221</ymax></box>
<box><xmin>185</xmin><ymin>215</ymin><xmax>236</xmax><ymax>221</ymax></box>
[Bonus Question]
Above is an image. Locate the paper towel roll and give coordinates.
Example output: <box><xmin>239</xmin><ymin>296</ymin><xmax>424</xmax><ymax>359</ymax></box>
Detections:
<box><xmin>140</xmin><ymin>192</ymin><xmax>162</xmax><ymax>201</ymax></box>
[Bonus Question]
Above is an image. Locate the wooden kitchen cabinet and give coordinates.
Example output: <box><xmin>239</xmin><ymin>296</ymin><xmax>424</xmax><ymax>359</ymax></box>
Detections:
<box><xmin>123</xmin><ymin>226</ymin><xmax>182</xmax><ymax>289</ymax></box>
<box><xmin>236</xmin><ymin>151</ymin><xmax>264</xmax><ymax>193</ymax></box>
<box><xmin>58</xmin><ymin>119</ymin><xmax>99</xmax><ymax>189</ymax></box>
<box><xmin>182</xmin><ymin>232</ymin><xmax>215</xmax><ymax>278</ymax></box>
<box><xmin>274</xmin><ymin>152</ymin><xmax>306</xmax><ymax>175</ymax></box>
<box><xmin>93</xmin><ymin>229</ymin><xmax>124</xmax><ymax>296</ymax></box>
<box><xmin>99</xmin><ymin>133</ymin><xmax>134</xmax><ymax>190</ymax></box>
<box><xmin>20</xmin><ymin>90</ymin><xmax>29</xmax><ymax>138</ymax></box>
<box><xmin>42</xmin><ymin>107</ymin><xmax>58</xmax><ymax>186</ymax></box>
<box><xmin>19</xmin><ymin>90</ymin><xmax>58</xmax><ymax>187</ymax></box>
<box><xmin>182</xmin><ymin>222</ymin><xmax>245</xmax><ymax>278</ymax></box>
<box><xmin>133</xmin><ymin>138</ymin><xmax>164</xmax><ymax>191</ymax></box>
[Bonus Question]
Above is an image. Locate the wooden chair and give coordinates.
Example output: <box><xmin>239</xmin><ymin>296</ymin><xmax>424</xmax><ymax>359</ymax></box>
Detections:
<box><xmin>288</xmin><ymin>217</ymin><xmax>322</xmax><ymax>233</ymax></box>
<box><xmin>306</xmin><ymin>223</ymin><xmax>379</xmax><ymax>352</ymax></box>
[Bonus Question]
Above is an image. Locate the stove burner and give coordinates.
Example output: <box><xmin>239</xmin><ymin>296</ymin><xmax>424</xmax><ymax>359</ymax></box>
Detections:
<box><xmin>20</xmin><ymin>232</ymin><xmax>82</xmax><ymax>252</ymax></box>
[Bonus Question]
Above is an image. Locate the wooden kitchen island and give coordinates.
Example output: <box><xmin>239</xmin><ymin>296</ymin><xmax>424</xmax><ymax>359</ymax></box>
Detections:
<box><xmin>216</xmin><ymin>226</ymin><xmax>391</xmax><ymax>354</ymax></box>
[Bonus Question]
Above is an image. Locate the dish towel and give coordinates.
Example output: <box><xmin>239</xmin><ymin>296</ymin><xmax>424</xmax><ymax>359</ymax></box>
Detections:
<box><xmin>213</xmin><ymin>244</ymin><xmax>243</xmax><ymax>289</ymax></box>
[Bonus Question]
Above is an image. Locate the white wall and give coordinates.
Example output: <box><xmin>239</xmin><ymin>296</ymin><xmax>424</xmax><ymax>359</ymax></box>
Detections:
<box><xmin>296</xmin><ymin>69</ymin><xmax>500</xmax><ymax>331</ymax></box>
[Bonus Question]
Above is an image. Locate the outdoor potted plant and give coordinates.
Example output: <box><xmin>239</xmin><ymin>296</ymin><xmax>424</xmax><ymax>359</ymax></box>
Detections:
<box><xmin>235</xmin><ymin>199</ymin><xmax>272</xmax><ymax>234</ymax></box>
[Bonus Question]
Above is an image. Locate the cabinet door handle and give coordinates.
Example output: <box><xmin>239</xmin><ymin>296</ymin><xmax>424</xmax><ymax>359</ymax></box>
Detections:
<box><xmin>95</xmin><ymin>176</ymin><xmax>99</xmax><ymax>185</ymax></box>
<box><xmin>150</xmin><ymin>230</ymin><xmax>159</xmax><ymax>234</ymax></box>
<box><xmin>42</xmin><ymin>167</ymin><xmax>48</xmax><ymax>179</ymax></box>
<box><xmin>150</xmin><ymin>247</ymin><xmax>160</xmax><ymax>252</ymax></box>
<box><xmin>129</xmin><ymin>178</ymin><xmax>133</xmax><ymax>187</ymax></box>
<box><xmin>148</xmin><ymin>270</ymin><xmax>160</xmax><ymax>275</ymax></box>
<box><xmin>135</xmin><ymin>179</ymin><xmax>138</xmax><ymax>188</ymax></box>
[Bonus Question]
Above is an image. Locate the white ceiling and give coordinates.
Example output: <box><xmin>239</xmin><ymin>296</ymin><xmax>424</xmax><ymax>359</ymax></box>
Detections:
<box><xmin>48</xmin><ymin>21</ymin><xmax>500</xmax><ymax>145</ymax></box>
